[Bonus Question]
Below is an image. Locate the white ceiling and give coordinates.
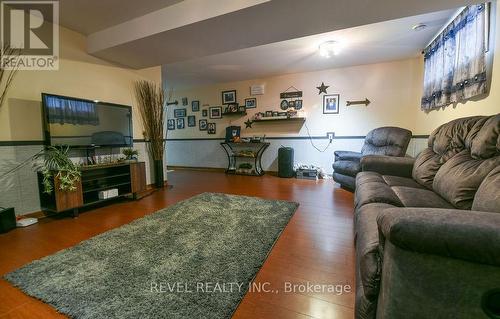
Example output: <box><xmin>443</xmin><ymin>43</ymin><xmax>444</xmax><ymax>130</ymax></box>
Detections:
<box><xmin>80</xmin><ymin>0</ymin><xmax>478</xmax><ymax>69</ymax></box>
<box><xmin>50</xmin><ymin>0</ymin><xmax>480</xmax><ymax>87</ymax></box>
<box><xmin>59</xmin><ymin>0</ymin><xmax>184</xmax><ymax>35</ymax></box>
<box><xmin>162</xmin><ymin>8</ymin><xmax>457</xmax><ymax>88</ymax></box>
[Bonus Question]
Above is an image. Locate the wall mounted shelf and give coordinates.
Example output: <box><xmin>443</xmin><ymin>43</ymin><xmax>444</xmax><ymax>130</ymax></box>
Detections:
<box><xmin>252</xmin><ymin>116</ymin><xmax>306</xmax><ymax>123</ymax></box>
<box><xmin>222</xmin><ymin>111</ymin><xmax>247</xmax><ymax>116</ymax></box>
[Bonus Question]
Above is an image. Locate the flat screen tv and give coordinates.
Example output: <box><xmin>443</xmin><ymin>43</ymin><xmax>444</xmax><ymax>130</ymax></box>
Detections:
<box><xmin>42</xmin><ymin>93</ymin><xmax>133</xmax><ymax>147</ymax></box>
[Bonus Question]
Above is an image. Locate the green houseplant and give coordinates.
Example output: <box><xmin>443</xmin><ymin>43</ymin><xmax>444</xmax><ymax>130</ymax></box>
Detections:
<box><xmin>34</xmin><ymin>146</ymin><xmax>81</xmax><ymax>194</ymax></box>
<box><xmin>0</xmin><ymin>44</ymin><xmax>20</xmax><ymax>108</ymax></box>
<box><xmin>122</xmin><ymin>148</ymin><xmax>139</xmax><ymax>161</ymax></box>
<box><xmin>133</xmin><ymin>80</ymin><xmax>166</xmax><ymax>188</ymax></box>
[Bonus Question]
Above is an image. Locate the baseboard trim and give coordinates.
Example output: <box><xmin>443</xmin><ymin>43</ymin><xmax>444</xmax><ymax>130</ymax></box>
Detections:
<box><xmin>167</xmin><ymin>165</ymin><xmax>226</xmax><ymax>173</ymax></box>
<box><xmin>167</xmin><ymin>165</ymin><xmax>280</xmax><ymax>175</ymax></box>
<box><xmin>0</xmin><ymin>135</ymin><xmax>430</xmax><ymax>147</ymax></box>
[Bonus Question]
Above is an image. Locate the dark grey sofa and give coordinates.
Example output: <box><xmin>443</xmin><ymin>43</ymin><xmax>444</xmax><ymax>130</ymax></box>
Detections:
<box><xmin>354</xmin><ymin>114</ymin><xmax>500</xmax><ymax>319</ymax></box>
<box><xmin>333</xmin><ymin>127</ymin><xmax>412</xmax><ymax>190</ymax></box>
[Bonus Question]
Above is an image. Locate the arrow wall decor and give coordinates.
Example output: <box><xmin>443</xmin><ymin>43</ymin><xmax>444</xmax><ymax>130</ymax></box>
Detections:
<box><xmin>346</xmin><ymin>98</ymin><xmax>370</xmax><ymax>106</ymax></box>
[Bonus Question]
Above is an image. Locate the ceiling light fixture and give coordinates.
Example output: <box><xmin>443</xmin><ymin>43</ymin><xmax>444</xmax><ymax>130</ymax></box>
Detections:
<box><xmin>412</xmin><ymin>23</ymin><xmax>427</xmax><ymax>31</ymax></box>
<box><xmin>319</xmin><ymin>41</ymin><xmax>342</xmax><ymax>58</ymax></box>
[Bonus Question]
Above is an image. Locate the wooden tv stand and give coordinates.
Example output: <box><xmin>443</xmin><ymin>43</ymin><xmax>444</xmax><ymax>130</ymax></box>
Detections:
<box><xmin>38</xmin><ymin>162</ymin><xmax>147</xmax><ymax>217</ymax></box>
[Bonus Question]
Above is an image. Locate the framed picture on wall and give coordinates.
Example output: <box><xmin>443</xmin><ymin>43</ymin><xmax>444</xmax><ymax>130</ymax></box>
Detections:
<box><xmin>207</xmin><ymin>123</ymin><xmax>216</xmax><ymax>134</ymax></box>
<box><xmin>295</xmin><ymin>99</ymin><xmax>303</xmax><ymax>110</ymax></box>
<box><xmin>167</xmin><ymin>119</ymin><xmax>175</xmax><ymax>130</ymax></box>
<box><xmin>245</xmin><ymin>98</ymin><xmax>256</xmax><ymax>109</ymax></box>
<box><xmin>182</xmin><ymin>97</ymin><xmax>188</xmax><ymax>106</ymax></box>
<box><xmin>323</xmin><ymin>94</ymin><xmax>340</xmax><ymax>114</ymax></box>
<box><xmin>176</xmin><ymin>118</ymin><xmax>185</xmax><ymax>129</ymax></box>
<box><xmin>202</xmin><ymin>109</ymin><xmax>208</xmax><ymax>117</ymax></box>
<box><xmin>221</xmin><ymin>90</ymin><xmax>237</xmax><ymax>104</ymax></box>
<box><xmin>191</xmin><ymin>100</ymin><xmax>200</xmax><ymax>112</ymax></box>
<box><xmin>188</xmin><ymin>115</ymin><xmax>196</xmax><ymax>127</ymax></box>
<box><xmin>174</xmin><ymin>108</ymin><xmax>187</xmax><ymax>118</ymax></box>
<box><xmin>224</xmin><ymin>103</ymin><xmax>238</xmax><ymax>113</ymax></box>
<box><xmin>199</xmin><ymin>119</ymin><xmax>208</xmax><ymax>131</ymax></box>
<box><xmin>209</xmin><ymin>106</ymin><xmax>222</xmax><ymax>119</ymax></box>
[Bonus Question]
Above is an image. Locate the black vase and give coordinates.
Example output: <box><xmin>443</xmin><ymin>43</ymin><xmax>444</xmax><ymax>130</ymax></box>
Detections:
<box><xmin>153</xmin><ymin>159</ymin><xmax>164</xmax><ymax>188</ymax></box>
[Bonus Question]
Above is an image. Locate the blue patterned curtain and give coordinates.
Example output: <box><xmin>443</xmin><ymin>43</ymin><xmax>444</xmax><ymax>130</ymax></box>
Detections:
<box><xmin>421</xmin><ymin>4</ymin><xmax>488</xmax><ymax>111</ymax></box>
<box><xmin>46</xmin><ymin>96</ymin><xmax>100</xmax><ymax>125</ymax></box>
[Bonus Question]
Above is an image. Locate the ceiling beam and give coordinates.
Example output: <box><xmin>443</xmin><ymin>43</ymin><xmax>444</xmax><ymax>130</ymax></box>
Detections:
<box><xmin>87</xmin><ymin>0</ymin><xmax>481</xmax><ymax>69</ymax></box>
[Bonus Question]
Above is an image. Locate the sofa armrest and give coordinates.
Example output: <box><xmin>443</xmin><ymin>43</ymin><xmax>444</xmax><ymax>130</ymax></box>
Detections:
<box><xmin>377</xmin><ymin>208</ymin><xmax>500</xmax><ymax>267</ymax></box>
<box><xmin>334</xmin><ymin>151</ymin><xmax>362</xmax><ymax>162</ymax></box>
<box><xmin>360</xmin><ymin>155</ymin><xmax>414</xmax><ymax>178</ymax></box>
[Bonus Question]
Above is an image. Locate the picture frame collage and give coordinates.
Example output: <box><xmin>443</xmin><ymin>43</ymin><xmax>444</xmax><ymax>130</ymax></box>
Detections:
<box><xmin>169</xmin><ymin>97</ymin><xmax>218</xmax><ymax>134</ymax></box>
<box><xmin>169</xmin><ymin>89</ymin><xmax>261</xmax><ymax>135</ymax></box>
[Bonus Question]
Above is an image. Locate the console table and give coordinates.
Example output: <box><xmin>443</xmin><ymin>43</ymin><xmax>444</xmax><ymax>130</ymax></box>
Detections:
<box><xmin>37</xmin><ymin>162</ymin><xmax>147</xmax><ymax>217</ymax></box>
<box><xmin>220</xmin><ymin>142</ymin><xmax>270</xmax><ymax>176</ymax></box>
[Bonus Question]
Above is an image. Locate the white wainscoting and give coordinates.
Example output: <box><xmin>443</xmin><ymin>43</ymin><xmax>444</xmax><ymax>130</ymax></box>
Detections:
<box><xmin>166</xmin><ymin>137</ymin><xmax>428</xmax><ymax>173</ymax></box>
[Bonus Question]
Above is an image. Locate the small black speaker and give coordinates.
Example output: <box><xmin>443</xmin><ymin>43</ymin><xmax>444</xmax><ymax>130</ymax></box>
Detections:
<box><xmin>278</xmin><ymin>147</ymin><xmax>294</xmax><ymax>178</ymax></box>
<box><xmin>0</xmin><ymin>207</ymin><xmax>16</xmax><ymax>233</ymax></box>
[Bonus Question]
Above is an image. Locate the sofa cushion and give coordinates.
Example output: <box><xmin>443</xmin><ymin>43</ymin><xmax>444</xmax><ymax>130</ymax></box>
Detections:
<box><xmin>355</xmin><ymin>203</ymin><xmax>395</xmax><ymax>301</ymax></box>
<box><xmin>412</xmin><ymin>116</ymin><xmax>487</xmax><ymax>189</ymax></box>
<box><xmin>472</xmin><ymin>165</ymin><xmax>500</xmax><ymax>213</ymax></box>
<box><xmin>334</xmin><ymin>150</ymin><xmax>363</xmax><ymax>162</ymax></box>
<box><xmin>391</xmin><ymin>186</ymin><xmax>454</xmax><ymax>209</ymax></box>
<box><xmin>470</xmin><ymin>114</ymin><xmax>500</xmax><ymax>159</ymax></box>
<box><xmin>382</xmin><ymin>175</ymin><xmax>425</xmax><ymax>189</ymax></box>
<box><xmin>355</xmin><ymin>180</ymin><xmax>403</xmax><ymax>209</ymax></box>
<box><xmin>433</xmin><ymin>150</ymin><xmax>500</xmax><ymax>209</ymax></box>
<box><xmin>356</xmin><ymin>171</ymin><xmax>385</xmax><ymax>187</ymax></box>
<box><xmin>412</xmin><ymin>148</ymin><xmax>443</xmax><ymax>189</ymax></box>
<box><xmin>429</xmin><ymin>116</ymin><xmax>485</xmax><ymax>157</ymax></box>
<box><xmin>361</xmin><ymin>126</ymin><xmax>412</xmax><ymax>157</ymax></box>
<box><xmin>333</xmin><ymin>160</ymin><xmax>361</xmax><ymax>177</ymax></box>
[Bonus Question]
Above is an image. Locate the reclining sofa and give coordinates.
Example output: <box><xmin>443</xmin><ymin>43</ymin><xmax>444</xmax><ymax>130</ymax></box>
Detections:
<box><xmin>333</xmin><ymin>127</ymin><xmax>412</xmax><ymax>190</ymax></box>
<box><xmin>354</xmin><ymin>114</ymin><xmax>500</xmax><ymax>318</ymax></box>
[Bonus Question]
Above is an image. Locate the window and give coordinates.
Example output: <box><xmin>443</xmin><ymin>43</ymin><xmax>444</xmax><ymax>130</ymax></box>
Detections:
<box><xmin>421</xmin><ymin>3</ymin><xmax>490</xmax><ymax>111</ymax></box>
<box><xmin>45</xmin><ymin>95</ymin><xmax>100</xmax><ymax>125</ymax></box>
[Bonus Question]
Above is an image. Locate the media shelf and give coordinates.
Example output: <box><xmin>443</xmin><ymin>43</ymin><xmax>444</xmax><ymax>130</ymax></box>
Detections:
<box><xmin>38</xmin><ymin>162</ymin><xmax>146</xmax><ymax>217</ymax></box>
<box><xmin>220</xmin><ymin>142</ymin><xmax>270</xmax><ymax>176</ymax></box>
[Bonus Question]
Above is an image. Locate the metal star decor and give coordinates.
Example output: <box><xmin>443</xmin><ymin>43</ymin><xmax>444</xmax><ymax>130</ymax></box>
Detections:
<box><xmin>244</xmin><ymin>119</ymin><xmax>253</xmax><ymax>128</ymax></box>
<box><xmin>316</xmin><ymin>82</ymin><xmax>329</xmax><ymax>94</ymax></box>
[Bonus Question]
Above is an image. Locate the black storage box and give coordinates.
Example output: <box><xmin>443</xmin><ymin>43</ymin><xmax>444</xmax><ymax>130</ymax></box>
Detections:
<box><xmin>0</xmin><ymin>207</ymin><xmax>16</xmax><ymax>233</ymax></box>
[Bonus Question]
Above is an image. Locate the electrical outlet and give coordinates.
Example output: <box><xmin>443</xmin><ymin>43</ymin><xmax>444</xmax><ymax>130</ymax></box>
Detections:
<box><xmin>327</xmin><ymin>132</ymin><xmax>335</xmax><ymax>140</ymax></box>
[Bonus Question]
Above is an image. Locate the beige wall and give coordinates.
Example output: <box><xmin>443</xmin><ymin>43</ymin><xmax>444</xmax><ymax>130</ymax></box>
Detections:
<box><xmin>170</xmin><ymin>3</ymin><xmax>500</xmax><ymax>139</ymax></box>
<box><xmin>0</xmin><ymin>26</ymin><xmax>161</xmax><ymax>141</ymax></box>
<box><xmin>170</xmin><ymin>58</ymin><xmax>422</xmax><ymax>139</ymax></box>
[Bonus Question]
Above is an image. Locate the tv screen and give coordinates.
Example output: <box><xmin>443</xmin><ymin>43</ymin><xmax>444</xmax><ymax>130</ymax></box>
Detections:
<box><xmin>42</xmin><ymin>93</ymin><xmax>133</xmax><ymax>147</ymax></box>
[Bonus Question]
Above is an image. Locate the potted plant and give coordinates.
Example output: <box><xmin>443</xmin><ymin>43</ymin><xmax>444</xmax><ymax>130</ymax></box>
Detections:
<box><xmin>34</xmin><ymin>146</ymin><xmax>81</xmax><ymax>194</ymax></box>
<box><xmin>0</xmin><ymin>44</ymin><xmax>20</xmax><ymax>108</ymax></box>
<box><xmin>133</xmin><ymin>80</ymin><xmax>167</xmax><ymax>188</ymax></box>
<box><xmin>122</xmin><ymin>148</ymin><xmax>139</xmax><ymax>162</ymax></box>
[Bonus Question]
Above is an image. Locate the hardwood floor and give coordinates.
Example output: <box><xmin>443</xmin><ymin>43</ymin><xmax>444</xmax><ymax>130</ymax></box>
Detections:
<box><xmin>0</xmin><ymin>170</ymin><xmax>355</xmax><ymax>319</ymax></box>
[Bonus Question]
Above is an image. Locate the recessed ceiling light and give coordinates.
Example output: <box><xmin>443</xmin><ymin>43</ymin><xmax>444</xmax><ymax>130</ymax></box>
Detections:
<box><xmin>412</xmin><ymin>23</ymin><xmax>427</xmax><ymax>31</ymax></box>
<box><xmin>319</xmin><ymin>41</ymin><xmax>342</xmax><ymax>58</ymax></box>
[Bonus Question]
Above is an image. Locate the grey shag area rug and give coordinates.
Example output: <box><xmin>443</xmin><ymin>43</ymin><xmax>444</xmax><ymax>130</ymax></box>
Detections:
<box><xmin>5</xmin><ymin>193</ymin><xmax>298</xmax><ymax>319</ymax></box>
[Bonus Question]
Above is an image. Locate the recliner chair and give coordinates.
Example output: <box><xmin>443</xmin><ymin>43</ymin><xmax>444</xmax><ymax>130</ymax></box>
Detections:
<box><xmin>332</xmin><ymin>127</ymin><xmax>412</xmax><ymax>190</ymax></box>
